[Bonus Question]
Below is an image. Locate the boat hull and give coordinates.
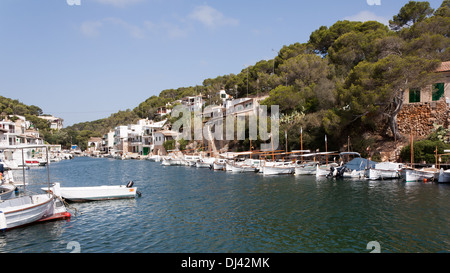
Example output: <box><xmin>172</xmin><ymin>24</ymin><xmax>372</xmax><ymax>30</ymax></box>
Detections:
<box><xmin>44</xmin><ymin>183</ymin><xmax>137</xmax><ymax>202</ymax></box>
<box><xmin>0</xmin><ymin>194</ymin><xmax>55</xmax><ymax>230</ymax></box>
<box><xmin>365</xmin><ymin>168</ymin><xmax>400</xmax><ymax>180</ymax></box>
<box><xmin>262</xmin><ymin>166</ymin><xmax>294</xmax><ymax>175</ymax></box>
<box><xmin>294</xmin><ymin>165</ymin><xmax>317</xmax><ymax>175</ymax></box>
<box><xmin>196</xmin><ymin>162</ymin><xmax>211</xmax><ymax>168</ymax></box>
<box><xmin>0</xmin><ymin>184</ymin><xmax>16</xmax><ymax>200</ymax></box>
<box><xmin>213</xmin><ymin>163</ymin><xmax>225</xmax><ymax>170</ymax></box>
<box><xmin>402</xmin><ymin>168</ymin><xmax>439</xmax><ymax>182</ymax></box>
<box><xmin>438</xmin><ymin>171</ymin><xmax>450</xmax><ymax>183</ymax></box>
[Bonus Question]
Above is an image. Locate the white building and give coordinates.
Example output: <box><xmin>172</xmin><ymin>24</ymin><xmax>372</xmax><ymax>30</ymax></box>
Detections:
<box><xmin>38</xmin><ymin>115</ymin><xmax>64</xmax><ymax>130</ymax></box>
<box><xmin>181</xmin><ymin>95</ymin><xmax>205</xmax><ymax>112</ymax></box>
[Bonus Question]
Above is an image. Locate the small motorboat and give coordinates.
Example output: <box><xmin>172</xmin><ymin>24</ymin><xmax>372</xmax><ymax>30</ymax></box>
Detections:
<box><xmin>42</xmin><ymin>181</ymin><xmax>139</xmax><ymax>202</ymax></box>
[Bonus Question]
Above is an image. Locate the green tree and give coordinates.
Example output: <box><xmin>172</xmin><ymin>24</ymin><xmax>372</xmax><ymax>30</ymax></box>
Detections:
<box><xmin>261</xmin><ymin>85</ymin><xmax>302</xmax><ymax>114</ymax></box>
<box><xmin>389</xmin><ymin>1</ymin><xmax>434</xmax><ymax>31</ymax></box>
<box><xmin>340</xmin><ymin>55</ymin><xmax>440</xmax><ymax>139</ymax></box>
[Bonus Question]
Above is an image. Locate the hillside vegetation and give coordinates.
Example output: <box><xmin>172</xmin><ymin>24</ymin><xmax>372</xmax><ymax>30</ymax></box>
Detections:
<box><xmin>2</xmin><ymin>1</ymin><xmax>449</xmax><ymax>155</ymax></box>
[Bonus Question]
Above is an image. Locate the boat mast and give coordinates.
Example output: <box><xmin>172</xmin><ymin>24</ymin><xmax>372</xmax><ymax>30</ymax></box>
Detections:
<box><xmin>21</xmin><ymin>148</ymin><xmax>26</xmax><ymax>193</ymax></box>
<box><xmin>46</xmin><ymin>146</ymin><xmax>51</xmax><ymax>196</ymax></box>
<box><xmin>325</xmin><ymin>134</ymin><xmax>328</xmax><ymax>166</ymax></box>
<box><xmin>285</xmin><ymin>130</ymin><xmax>288</xmax><ymax>154</ymax></box>
<box><xmin>300</xmin><ymin>127</ymin><xmax>303</xmax><ymax>164</ymax></box>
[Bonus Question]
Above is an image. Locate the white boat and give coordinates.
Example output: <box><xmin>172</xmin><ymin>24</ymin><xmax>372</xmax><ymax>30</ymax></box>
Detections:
<box><xmin>146</xmin><ymin>155</ymin><xmax>161</xmax><ymax>162</ymax></box>
<box><xmin>195</xmin><ymin>159</ymin><xmax>212</xmax><ymax>168</ymax></box>
<box><xmin>401</xmin><ymin>167</ymin><xmax>439</xmax><ymax>182</ymax></box>
<box><xmin>438</xmin><ymin>169</ymin><xmax>450</xmax><ymax>183</ymax></box>
<box><xmin>161</xmin><ymin>157</ymin><xmax>182</xmax><ymax>166</ymax></box>
<box><xmin>0</xmin><ymin>184</ymin><xmax>16</xmax><ymax>200</ymax></box>
<box><xmin>225</xmin><ymin>162</ymin><xmax>257</xmax><ymax>173</ymax></box>
<box><xmin>0</xmin><ymin>194</ymin><xmax>60</xmax><ymax>231</ymax></box>
<box><xmin>294</xmin><ymin>162</ymin><xmax>318</xmax><ymax>175</ymax></box>
<box><xmin>42</xmin><ymin>182</ymin><xmax>138</xmax><ymax>202</ymax></box>
<box><xmin>315</xmin><ymin>163</ymin><xmax>338</xmax><ymax>177</ymax></box>
<box><xmin>0</xmin><ymin>183</ymin><xmax>17</xmax><ymax>200</ymax></box>
<box><xmin>262</xmin><ymin>165</ymin><xmax>295</xmax><ymax>175</ymax></box>
<box><xmin>212</xmin><ymin>159</ymin><xmax>227</xmax><ymax>170</ymax></box>
<box><xmin>365</xmin><ymin>162</ymin><xmax>404</xmax><ymax>180</ymax></box>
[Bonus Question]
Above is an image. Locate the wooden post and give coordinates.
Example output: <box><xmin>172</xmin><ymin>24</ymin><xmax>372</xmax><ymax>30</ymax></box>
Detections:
<box><xmin>411</xmin><ymin>132</ymin><xmax>414</xmax><ymax>168</ymax></box>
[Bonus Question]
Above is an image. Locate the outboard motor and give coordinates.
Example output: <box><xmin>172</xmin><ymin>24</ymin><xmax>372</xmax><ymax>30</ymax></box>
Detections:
<box><xmin>327</xmin><ymin>166</ymin><xmax>335</xmax><ymax>178</ymax></box>
<box><xmin>337</xmin><ymin>167</ymin><xmax>346</xmax><ymax>178</ymax></box>
<box><xmin>126</xmin><ymin>181</ymin><xmax>134</xmax><ymax>188</ymax></box>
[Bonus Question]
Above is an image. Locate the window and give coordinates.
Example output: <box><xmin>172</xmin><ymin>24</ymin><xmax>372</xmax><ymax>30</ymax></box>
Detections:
<box><xmin>409</xmin><ymin>88</ymin><xmax>421</xmax><ymax>103</ymax></box>
<box><xmin>432</xmin><ymin>83</ymin><xmax>445</xmax><ymax>101</ymax></box>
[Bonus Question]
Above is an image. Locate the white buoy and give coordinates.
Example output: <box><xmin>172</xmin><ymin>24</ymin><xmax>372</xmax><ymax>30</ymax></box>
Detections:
<box><xmin>0</xmin><ymin>211</ymin><xmax>7</xmax><ymax>232</ymax></box>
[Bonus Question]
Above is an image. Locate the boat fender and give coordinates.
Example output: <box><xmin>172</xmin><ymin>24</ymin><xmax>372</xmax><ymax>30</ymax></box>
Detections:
<box><xmin>126</xmin><ymin>181</ymin><xmax>134</xmax><ymax>188</ymax></box>
<box><xmin>0</xmin><ymin>211</ymin><xmax>7</xmax><ymax>232</ymax></box>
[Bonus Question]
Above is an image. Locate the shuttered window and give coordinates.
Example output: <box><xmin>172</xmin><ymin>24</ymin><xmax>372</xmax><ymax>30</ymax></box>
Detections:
<box><xmin>409</xmin><ymin>88</ymin><xmax>421</xmax><ymax>103</ymax></box>
<box><xmin>432</xmin><ymin>83</ymin><xmax>445</xmax><ymax>101</ymax></box>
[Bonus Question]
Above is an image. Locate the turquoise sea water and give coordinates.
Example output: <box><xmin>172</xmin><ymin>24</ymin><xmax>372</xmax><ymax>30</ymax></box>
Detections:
<box><xmin>0</xmin><ymin>156</ymin><xmax>448</xmax><ymax>253</ymax></box>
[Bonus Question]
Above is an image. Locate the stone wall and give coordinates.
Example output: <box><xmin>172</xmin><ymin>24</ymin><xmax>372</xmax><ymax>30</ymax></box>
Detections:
<box><xmin>397</xmin><ymin>100</ymin><xmax>450</xmax><ymax>138</ymax></box>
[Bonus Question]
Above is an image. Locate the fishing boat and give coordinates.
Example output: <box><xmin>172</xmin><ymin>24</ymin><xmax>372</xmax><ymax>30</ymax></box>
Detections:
<box><xmin>401</xmin><ymin>167</ymin><xmax>439</xmax><ymax>182</ymax></box>
<box><xmin>400</xmin><ymin>133</ymin><xmax>439</xmax><ymax>182</ymax></box>
<box><xmin>195</xmin><ymin>158</ymin><xmax>213</xmax><ymax>168</ymax></box>
<box><xmin>43</xmin><ymin>181</ymin><xmax>138</xmax><ymax>202</ymax></box>
<box><xmin>294</xmin><ymin>162</ymin><xmax>318</xmax><ymax>175</ymax></box>
<box><xmin>212</xmin><ymin>158</ymin><xmax>227</xmax><ymax>170</ymax></box>
<box><xmin>225</xmin><ymin>161</ymin><xmax>258</xmax><ymax>173</ymax></box>
<box><xmin>0</xmin><ymin>184</ymin><xmax>16</xmax><ymax>200</ymax></box>
<box><xmin>365</xmin><ymin>162</ymin><xmax>404</xmax><ymax>180</ymax></box>
<box><xmin>262</xmin><ymin>164</ymin><xmax>295</xmax><ymax>175</ymax></box>
<box><xmin>0</xmin><ymin>194</ymin><xmax>64</xmax><ymax>231</ymax></box>
<box><xmin>0</xmin><ymin>144</ymin><xmax>71</xmax><ymax>232</ymax></box>
<box><xmin>161</xmin><ymin>157</ymin><xmax>182</xmax><ymax>166</ymax></box>
<box><xmin>438</xmin><ymin>169</ymin><xmax>450</xmax><ymax>183</ymax></box>
<box><xmin>316</xmin><ymin>163</ymin><xmax>339</xmax><ymax>177</ymax></box>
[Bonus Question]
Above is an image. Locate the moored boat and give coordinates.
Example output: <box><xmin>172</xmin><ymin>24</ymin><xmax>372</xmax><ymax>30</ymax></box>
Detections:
<box><xmin>0</xmin><ymin>194</ymin><xmax>66</xmax><ymax>231</ymax></box>
<box><xmin>43</xmin><ymin>182</ymin><xmax>138</xmax><ymax>202</ymax></box>
<box><xmin>401</xmin><ymin>167</ymin><xmax>439</xmax><ymax>182</ymax></box>
<box><xmin>262</xmin><ymin>165</ymin><xmax>295</xmax><ymax>175</ymax></box>
<box><xmin>365</xmin><ymin>162</ymin><xmax>404</xmax><ymax>180</ymax></box>
<box><xmin>294</xmin><ymin>162</ymin><xmax>318</xmax><ymax>175</ymax></box>
<box><xmin>438</xmin><ymin>169</ymin><xmax>450</xmax><ymax>183</ymax></box>
<box><xmin>0</xmin><ymin>184</ymin><xmax>16</xmax><ymax>200</ymax></box>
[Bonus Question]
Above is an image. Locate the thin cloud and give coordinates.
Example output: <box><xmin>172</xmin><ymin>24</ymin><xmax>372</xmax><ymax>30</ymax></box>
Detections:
<box><xmin>144</xmin><ymin>20</ymin><xmax>191</xmax><ymax>39</ymax></box>
<box><xmin>188</xmin><ymin>5</ymin><xmax>239</xmax><ymax>28</ymax></box>
<box><xmin>80</xmin><ymin>20</ymin><xmax>103</xmax><ymax>37</ymax></box>
<box><xmin>344</xmin><ymin>10</ymin><xmax>389</xmax><ymax>25</ymax></box>
<box><xmin>80</xmin><ymin>18</ymin><xmax>146</xmax><ymax>39</ymax></box>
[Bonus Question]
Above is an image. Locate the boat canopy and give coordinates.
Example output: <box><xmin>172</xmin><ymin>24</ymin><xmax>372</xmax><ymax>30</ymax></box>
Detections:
<box><xmin>344</xmin><ymin>158</ymin><xmax>377</xmax><ymax>171</ymax></box>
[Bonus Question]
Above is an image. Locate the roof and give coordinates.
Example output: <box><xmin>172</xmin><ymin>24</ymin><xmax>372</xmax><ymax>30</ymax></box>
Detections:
<box><xmin>436</xmin><ymin>61</ymin><xmax>450</xmax><ymax>72</ymax></box>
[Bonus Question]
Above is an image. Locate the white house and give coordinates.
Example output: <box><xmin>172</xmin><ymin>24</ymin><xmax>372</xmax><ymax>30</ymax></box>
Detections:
<box><xmin>181</xmin><ymin>95</ymin><xmax>205</xmax><ymax>112</ymax></box>
<box><xmin>38</xmin><ymin>115</ymin><xmax>64</xmax><ymax>130</ymax></box>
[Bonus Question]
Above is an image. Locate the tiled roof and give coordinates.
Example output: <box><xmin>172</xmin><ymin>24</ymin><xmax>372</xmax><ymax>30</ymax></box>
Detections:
<box><xmin>436</xmin><ymin>61</ymin><xmax>450</xmax><ymax>72</ymax></box>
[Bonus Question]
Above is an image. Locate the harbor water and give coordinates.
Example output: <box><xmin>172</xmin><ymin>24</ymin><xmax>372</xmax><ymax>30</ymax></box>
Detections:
<box><xmin>0</xmin><ymin>157</ymin><xmax>449</xmax><ymax>253</ymax></box>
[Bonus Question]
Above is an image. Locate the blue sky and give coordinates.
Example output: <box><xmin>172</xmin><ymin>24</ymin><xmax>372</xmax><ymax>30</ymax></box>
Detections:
<box><xmin>0</xmin><ymin>0</ymin><xmax>445</xmax><ymax>126</ymax></box>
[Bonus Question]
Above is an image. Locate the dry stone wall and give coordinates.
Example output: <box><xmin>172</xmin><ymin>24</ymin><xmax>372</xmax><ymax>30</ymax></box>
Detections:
<box><xmin>397</xmin><ymin>100</ymin><xmax>450</xmax><ymax>137</ymax></box>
